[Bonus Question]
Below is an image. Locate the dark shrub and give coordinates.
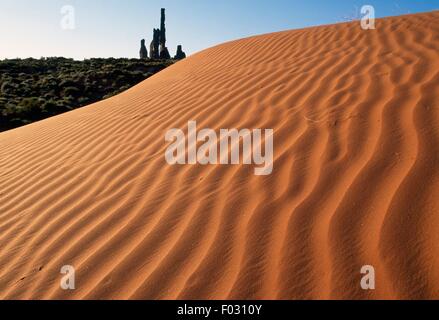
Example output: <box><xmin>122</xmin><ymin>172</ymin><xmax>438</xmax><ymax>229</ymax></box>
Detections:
<box><xmin>0</xmin><ymin>57</ymin><xmax>174</xmax><ymax>131</ymax></box>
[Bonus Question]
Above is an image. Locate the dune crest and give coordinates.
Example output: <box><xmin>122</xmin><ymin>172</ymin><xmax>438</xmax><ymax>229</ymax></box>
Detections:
<box><xmin>1</xmin><ymin>12</ymin><xmax>439</xmax><ymax>300</ymax></box>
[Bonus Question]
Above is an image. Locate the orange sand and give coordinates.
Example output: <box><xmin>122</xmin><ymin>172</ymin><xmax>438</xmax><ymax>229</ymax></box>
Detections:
<box><xmin>1</xmin><ymin>12</ymin><xmax>439</xmax><ymax>300</ymax></box>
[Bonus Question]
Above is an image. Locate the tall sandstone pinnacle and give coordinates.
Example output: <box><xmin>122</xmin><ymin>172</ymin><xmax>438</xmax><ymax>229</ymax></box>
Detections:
<box><xmin>160</xmin><ymin>8</ymin><xmax>166</xmax><ymax>47</ymax></box>
<box><xmin>139</xmin><ymin>39</ymin><xmax>148</xmax><ymax>59</ymax></box>
<box><xmin>158</xmin><ymin>8</ymin><xmax>171</xmax><ymax>59</ymax></box>
<box><xmin>150</xmin><ymin>29</ymin><xmax>160</xmax><ymax>59</ymax></box>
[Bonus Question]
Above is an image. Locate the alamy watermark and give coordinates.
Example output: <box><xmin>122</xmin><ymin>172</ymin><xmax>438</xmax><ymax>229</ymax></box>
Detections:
<box><xmin>60</xmin><ymin>265</ymin><xmax>75</xmax><ymax>290</ymax></box>
<box><xmin>361</xmin><ymin>5</ymin><xmax>376</xmax><ymax>30</ymax></box>
<box><xmin>60</xmin><ymin>5</ymin><xmax>76</xmax><ymax>30</ymax></box>
<box><xmin>165</xmin><ymin>121</ymin><xmax>274</xmax><ymax>176</ymax></box>
<box><xmin>361</xmin><ymin>265</ymin><xmax>376</xmax><ymax>290</ymax></box>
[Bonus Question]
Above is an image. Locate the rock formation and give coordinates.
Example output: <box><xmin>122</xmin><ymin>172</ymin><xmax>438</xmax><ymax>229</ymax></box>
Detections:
<box><xmin>142</xmin><ymin>8</ymin><xmax>182</xmax><ymax>60</ymax></box>
<box><xmin>174</xmin><ymin>45</ymin><xmax>186</xmax><ymax>60</ymax></box>
<box><xmin>139</xmin><ymin>39</ymin><xmax>148</xmax><ymax>59</ymax></box>
<box><xmin>158</xmin><ymin>8</ymin><xmax>171</xmax><ymax>59</ymax></box>
<box><xmin>159</xmin><ymin>47</ymin><xmax>171</xmax><ymax>60</ymax></box>
<box><xmin>150</xmin><ymin>29</ymin><xmax>160</xmax><ymax>59</ymax></box>
<box><xmin>159</xmin><ymin>8</ymin><xmax>167</xmax><ymax>49</ymax></box>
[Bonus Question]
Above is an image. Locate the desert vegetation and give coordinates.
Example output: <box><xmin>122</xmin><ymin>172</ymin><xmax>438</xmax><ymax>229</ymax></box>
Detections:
<box><xmin>0</xmin><ymin>57</ymin><xmax>173</xmax><ymax>131</ymax></box>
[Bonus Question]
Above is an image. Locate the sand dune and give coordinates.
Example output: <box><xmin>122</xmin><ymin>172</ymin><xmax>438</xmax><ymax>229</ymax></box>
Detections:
<box><xmin>1</xmin><ymin>12</ymin><xmax>439</xmax><ymax>300</ymax></box>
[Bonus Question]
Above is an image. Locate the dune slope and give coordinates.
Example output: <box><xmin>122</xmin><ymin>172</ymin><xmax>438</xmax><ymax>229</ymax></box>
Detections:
<box><xmin>1</xmin><ymin>12</ymin><xmax>439</xmax><ymax>300</ymax></box>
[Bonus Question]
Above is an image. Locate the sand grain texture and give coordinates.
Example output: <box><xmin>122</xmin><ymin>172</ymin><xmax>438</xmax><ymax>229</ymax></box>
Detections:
<box><xmin>1</xmin><ymin>12</ymin><xmax>439</xmax><ymax>299</ymax></box>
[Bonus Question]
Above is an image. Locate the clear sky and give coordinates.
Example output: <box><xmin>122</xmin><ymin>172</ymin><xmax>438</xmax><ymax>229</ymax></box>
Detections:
<box><xmin>0</xmin><ymin>0</ymin><xmax>438</xmax><ymax>60</ymax></box>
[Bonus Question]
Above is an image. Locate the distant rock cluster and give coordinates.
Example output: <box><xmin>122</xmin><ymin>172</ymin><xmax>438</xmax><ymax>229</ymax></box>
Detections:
<box><xmin>139</xmin><ymin>8</ymin><xmax>186</xmax><ymax>60</ymax></box>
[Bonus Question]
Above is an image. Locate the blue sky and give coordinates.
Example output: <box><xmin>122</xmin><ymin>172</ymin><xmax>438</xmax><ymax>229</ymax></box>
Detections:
<box><xmin>0</xmin><ymin>0</ymin><xmax>438</xmax><ymax>60</ymax></box>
